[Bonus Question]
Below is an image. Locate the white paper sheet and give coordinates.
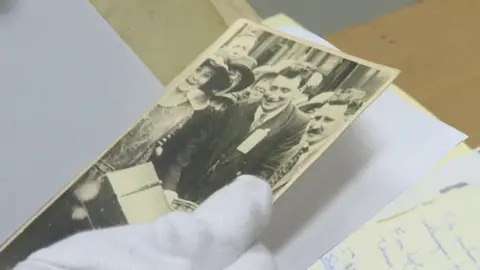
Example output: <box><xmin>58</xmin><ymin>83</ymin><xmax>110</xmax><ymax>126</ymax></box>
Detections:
<box><xmin>261</xmin><ymin>26</ymin><xmax>468</xmax><ymax>270</ymax></box>
<box><xmin>0</xmin><ymin>0</ymin><xmax>164</xmax><ymax>243</ymax></box>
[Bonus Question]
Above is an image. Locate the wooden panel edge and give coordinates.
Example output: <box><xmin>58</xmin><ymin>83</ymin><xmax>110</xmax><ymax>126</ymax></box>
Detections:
<box><xmin>210</xmin><ymin>0</ymin><xmax>261</xmax><ymax>25</ymax></box>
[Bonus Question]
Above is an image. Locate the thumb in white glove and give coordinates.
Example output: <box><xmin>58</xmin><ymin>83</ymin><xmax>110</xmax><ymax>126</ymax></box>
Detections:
<box><xmin>14</xmin><ymin>175</ymin><xmax>275</xmax><ymax>270</ymax></box>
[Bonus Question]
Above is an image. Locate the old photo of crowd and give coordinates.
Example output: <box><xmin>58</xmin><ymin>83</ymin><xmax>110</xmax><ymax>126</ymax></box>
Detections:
<box><xmin>0</xmin><ymin>20</ymin><xmax>399</xmax><ymax>269</ymax></box>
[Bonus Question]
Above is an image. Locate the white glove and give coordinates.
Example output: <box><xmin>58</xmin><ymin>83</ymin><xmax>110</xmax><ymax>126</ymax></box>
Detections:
<box><xmin>14</xmin><ymin>175</ymin><xmax>275</xmax><ymax>270</ymax></box>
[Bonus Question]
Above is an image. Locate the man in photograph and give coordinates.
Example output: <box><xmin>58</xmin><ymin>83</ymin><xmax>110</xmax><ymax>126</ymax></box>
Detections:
<box><xmin>152</xmin><ymin>70</ymin><xmax>310</xmax><ymax>203</ymax></box>
<box><xmin>233</xmin><ymin>60</ymin><xmax>316</xmax><ymax>104</ymax></box>
<box><xmin>229</xmin><ymin>65</ymin><xmax>279</xmax><ymax>103</ymax></box>
<box><xmin>268</xmin><ymin>101</ymin><xmax>348</xmax><ymax>192</ymax></box>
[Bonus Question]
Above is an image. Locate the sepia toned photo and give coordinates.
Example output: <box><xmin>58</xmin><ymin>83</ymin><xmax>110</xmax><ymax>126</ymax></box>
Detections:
<box><xmin>0</xmin><ymin>19</ymin><xmax>399</xmax><ymax>269</ymax></box>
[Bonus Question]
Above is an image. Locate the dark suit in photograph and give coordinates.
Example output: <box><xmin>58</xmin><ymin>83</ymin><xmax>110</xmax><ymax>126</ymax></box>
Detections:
<box><xmin>153</xmin><ymin>100</ymin><xmax>309</xmax><ymax>203</ymax></box>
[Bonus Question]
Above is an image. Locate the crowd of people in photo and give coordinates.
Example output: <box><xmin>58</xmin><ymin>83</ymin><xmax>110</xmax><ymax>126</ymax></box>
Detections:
<box><xmin>148</xmin><ymin>28</ymin><xmax>369</xmax><ymax>207</ymax></box>
<box><xmin>61</xmin><ymin>26</ymin><xmax>374</xmax><ymax>219</ymax></box>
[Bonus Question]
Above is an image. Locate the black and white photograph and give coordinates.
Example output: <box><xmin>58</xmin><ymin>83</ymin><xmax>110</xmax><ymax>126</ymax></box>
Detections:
<box><xmin>0</xmin><ymin>20</ymin><xmax>399</xmax><ymax>269</ymax></box>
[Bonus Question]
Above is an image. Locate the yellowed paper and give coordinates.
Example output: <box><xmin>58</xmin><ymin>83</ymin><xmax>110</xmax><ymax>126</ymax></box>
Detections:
<box><xmin>308</xmin><ymin>186</ymin><xmax>480</xmax><ymax>270</ymax></box>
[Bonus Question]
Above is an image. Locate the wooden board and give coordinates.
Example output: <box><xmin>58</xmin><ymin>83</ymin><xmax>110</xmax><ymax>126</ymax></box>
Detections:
<box><xmin>89</xmin><ymin>0</ymin><xmax>228</xmax><ymax>83</ymax></box>
<box><xmin>89</xmin><ymin>0</ymin><xmax>260</xmax><ymax>84</ymax></box>
<box><xmin>325</xmin><ymin>0</ymin><xmax>480</xmax><ymax>146</ymax></box>
<box><xmin>210</xmin><ymin>0</ymin><xmax>261</xmax><ymax>25</ymax></box>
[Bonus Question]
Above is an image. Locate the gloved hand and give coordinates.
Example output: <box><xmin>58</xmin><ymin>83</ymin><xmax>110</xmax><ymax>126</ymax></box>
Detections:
<box><xmin>14</xmin><ymin>175</ymin><xmax>275</xmax><ymax>270</ymax></box>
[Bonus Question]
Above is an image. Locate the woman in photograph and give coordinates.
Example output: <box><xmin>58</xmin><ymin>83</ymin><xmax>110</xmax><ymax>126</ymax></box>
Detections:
<box><xmin>150</xmin><ymin>54</ymin><xmax>256</xmax><ymax>155</ymax></box>
<box><xmin>154</xmin><ymin>55</ymin><xmax>232</xmax><ymax>136</ymax></box>
<box><xmin>64</xmin><ymin>57</ymin><xmax>234</xmax><ymax>220</ymax></box>
<box><xmin>114</xmin><ymin>56</ymin><xmax>231</xmax><ymax>169</ymax></box>
<box><xmin>207</xmin><ymin>54</ymin><xmax>257</xmax><ymax>111</ymax></box>
<box><xmin>148</xmin><ymin>55</ymin><xmax>257</xmax><ymax>202</ymax></box>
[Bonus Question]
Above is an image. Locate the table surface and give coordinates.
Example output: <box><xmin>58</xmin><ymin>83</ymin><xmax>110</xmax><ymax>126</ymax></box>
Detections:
<box><xmin>323</xmin><ymin>0</ymin><xmax>480</xmax><ymax>147</ymax></box>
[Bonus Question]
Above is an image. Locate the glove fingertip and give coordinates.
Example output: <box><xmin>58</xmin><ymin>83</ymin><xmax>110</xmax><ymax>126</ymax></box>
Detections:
<box><xmin>193</xmin><ymin>175</ymin><xmax>273</xmax><ymax>256</ymax></box>
<box><xmin>196</xmin><ymin>174</ymin><xmax>272</xmax><ymax>227</ymax></box>
<box><xmin>232</xmin><ymin>174</ymin><xmax>273</xmax><ymax>208</ymax></box>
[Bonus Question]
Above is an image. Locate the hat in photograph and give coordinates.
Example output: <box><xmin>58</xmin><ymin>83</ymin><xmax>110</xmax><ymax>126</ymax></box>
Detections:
<box><xmin>276</xmin><ymin>59</ymin><xmax>317</xmax><ymax>74</ymax></box>
<box><xmin>300</xmin><ymin>103</ymin><xmax>348</xmax><ymax>120</ymax></box>
<box><xmin>297</xmin><ymin>91</ymin><xmax>336</xmax><ymax>111</ymax></box>
<box><xmin>226</xmin><ymin>55</ymin><xmax>258</xmax><ymax>93</ymax></box>
<box><xmin>330</xmin><ymin>88</ymin><xmax>366</xmax><ymax>105</ymax></box>
<box><xmin>211</xmin><ymin>92</ymin><xmax>237</xmax><ymax>105</ymax></box>
<box><xmin>274</xmin><ymin>60</ymin><xmax>317</xmax><ymax>89</ymax></box>
<box><xmin>252</xmin><ymin>64</ymin><xmax>281</xmax><ymax>81</ymax></box>
<box><xmin>199</xmin><ymin>55</ymin><xmax>232</xmax><ymax>92</ymax></box>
